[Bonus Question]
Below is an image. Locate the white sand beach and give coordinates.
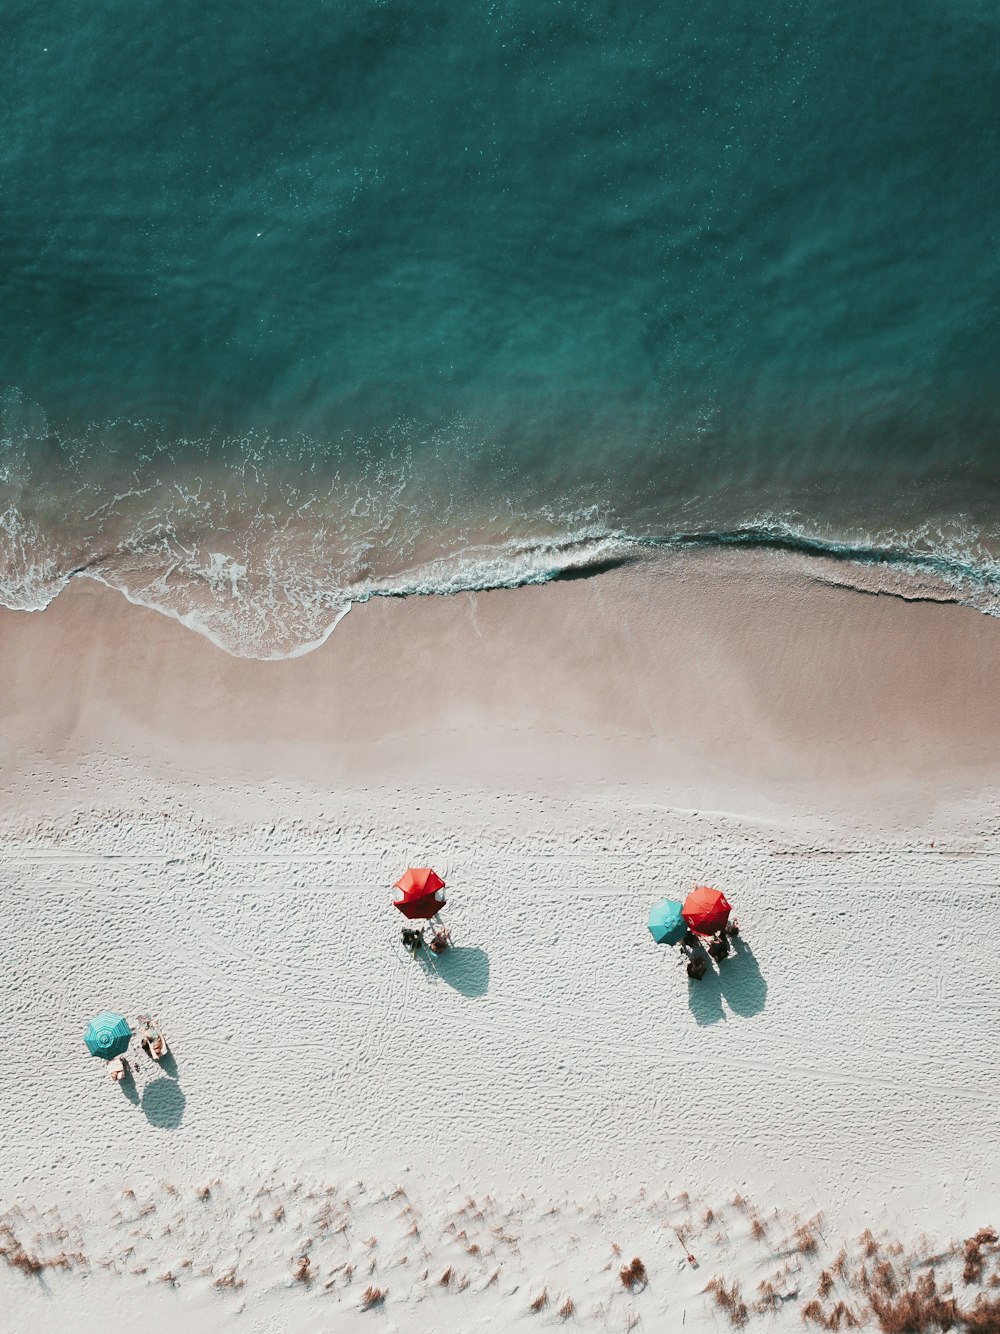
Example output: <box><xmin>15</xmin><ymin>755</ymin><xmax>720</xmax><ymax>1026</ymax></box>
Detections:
<box><xmin>1</xmin><ymin>550</ymin><xmax>998</xmax><ymax>1331</ymax></box>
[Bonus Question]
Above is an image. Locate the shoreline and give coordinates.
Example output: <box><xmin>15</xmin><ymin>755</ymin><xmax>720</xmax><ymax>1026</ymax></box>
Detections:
<box><xmin>4</xmin><ymin>506</ymin><xmax>1000</xmax><ymax>661</ymax></box>
<box><xmin>3</xmin><ymin>546</ymin><xmax>1000</xmax><ymax>822</ymax></box>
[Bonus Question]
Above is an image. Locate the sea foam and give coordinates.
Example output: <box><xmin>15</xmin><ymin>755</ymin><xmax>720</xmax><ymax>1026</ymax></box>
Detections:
<box><xmin>2</xmin><ymin>509</ymin><xmax>999</xmax><ymax>660</ymax></box>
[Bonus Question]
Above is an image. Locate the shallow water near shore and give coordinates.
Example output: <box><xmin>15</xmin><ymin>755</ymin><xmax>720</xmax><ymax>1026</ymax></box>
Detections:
<box><xmin>2</xmin><ymin>0</ymin><xmax>999</xmax><ymax>654</ymax></box>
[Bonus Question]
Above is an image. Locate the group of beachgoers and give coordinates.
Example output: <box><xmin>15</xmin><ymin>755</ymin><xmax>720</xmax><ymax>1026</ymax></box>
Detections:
<box><xmin>106</xmin><ymin>1015</ymin><xmax>169</xmax><ymax>1083</ymax></box>
<box><xmin>394</xmin><ymin>868</ymin><xmax>452</xmax><ymax>957</ymax></box>
<box><xmin>400</xmin><ymin>925</ymin><xmax>451</xmax><ymax>958</ymax></box>
<box><xmin>681</xmin><ymin>919</ymin><xmax>740</xmax><ymax>981</ymax></box>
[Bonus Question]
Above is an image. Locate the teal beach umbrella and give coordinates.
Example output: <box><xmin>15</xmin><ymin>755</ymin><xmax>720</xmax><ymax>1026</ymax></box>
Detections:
<box><xmin>648</xmin><ymin>898</ymin><xmax>687</xmax><ymax>946</ymax></box>
<box><xmin>84</xmin><ymin>1012</ymin><xmax>132</xmax><ymax>1059</ymax></box>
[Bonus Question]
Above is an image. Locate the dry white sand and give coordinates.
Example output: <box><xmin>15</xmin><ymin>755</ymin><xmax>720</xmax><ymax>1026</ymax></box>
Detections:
<box><xmin>1</xmin><ymin>550</ymin><xmax>998</xmax><ymax>1331</ymax></box>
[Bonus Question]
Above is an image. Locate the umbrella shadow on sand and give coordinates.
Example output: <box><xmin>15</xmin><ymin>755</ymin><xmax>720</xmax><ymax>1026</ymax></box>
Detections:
<box><xmin>720</xmin><ymin>938</ymin><xmax>768</xmax><ymax>1016</ymax></box>
<box><xmin>426</xmin><ymin>946</ymin><xmax>490</xmax><ymax>998</ymax></box>
<box><xmin>688</xmin><ymin>966</ymin><xmax>726</xmax><ymax>1027</ymax></box>
<box><xmin>688</xmin><ymin>938</ymin><xmax>768</xmax><ymax>1026</ymax></box>
<box><xmin>141</xmin><ymin>1077</ymin><xmax>186</xmax><ymax>1129</ymax></box>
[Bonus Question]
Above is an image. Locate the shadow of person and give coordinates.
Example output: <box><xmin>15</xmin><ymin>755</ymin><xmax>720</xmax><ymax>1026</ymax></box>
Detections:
<box><xmin>688</xmin><ymin>964</ymin><xmax>725</xmax><ymax>1026</ymax></box>
<box><xmin>141</xmin><ymin>1077</ymin><xmax>186</xmax><ymax>1129</ymax></box>
<box><xmin>433</xmin><ymin>945</ymin><xmax>490</xmax><ymax>998</ymax></box>
<box><xmin>119</xmin><ymin>1072</ymin><xmax>140</xmax><ymax>1107</ymax></box>
<box><xmin>156</xmin><ymin>1050</ymin><xmax>179</xmax><ymax>1080</ymax></box>
<box><xmin>718</xmin><ymin>937</ymin><xmax>768</xmax><ymax>1017</ymax></box>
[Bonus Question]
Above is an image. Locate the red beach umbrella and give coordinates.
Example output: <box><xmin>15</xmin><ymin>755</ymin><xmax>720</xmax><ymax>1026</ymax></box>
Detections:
<box><xmin>682</xmin><ymin>885</ymin><xmax>731</xmax><ymax>936</ymax></box>
<box><xmin>393</xmin><ymin>867</ymin><xmax>447</xmax><ymax>920</ymax></box>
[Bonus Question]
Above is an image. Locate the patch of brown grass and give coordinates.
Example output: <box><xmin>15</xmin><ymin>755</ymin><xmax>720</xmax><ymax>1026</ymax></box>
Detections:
<box><xmin>859</xmin><ymin>1229</ymin><xmax>880</xmax><ymax>1258</ymax></box>
<box><xmin>868</xmin><ymin>1269</ymin><xmax>960</xmax><ymax>1333</ymax></box>
<box><xmin>751</xmin><ymin>1215</ymin><xmax>767</xmax><ymax>1241</ymax></box>
<box><xmin>291</xmin><ymin>1255</ymin><xmax>312</xmax><ymax>1284</ymax></box>
<box><xmin>964</xmin><ymin>1229</ymin><xmax>999</xmax><ymax>1285</ymax></box>
<box><xmin>529</xmin><ymin>1288</ymin><xmax>548</xmax><ymax>1312</ymax></box>
<box><xmin>818</xmin><ymin>1271</ymin><xmax>834</xmax><ymax>1299</ymax></box>
<box><xmin>213</xmin><ymin>1268</ymin><xmax>244</xmax><ymax>1290</ymax></box>
<box><xmin>963</xmin><ymin>1294</ymin><xmax>1000</xmax><ymax>1331</ymax></box>
<box><xmin>360</xmin><ymin>1285</ymin><xmax>385</xmax><ymax>1309</ymax></box>
<box><xmin>755</xmin><ymin>1279</ymin><xmax>779</xmax><ymax>1313</ymax></box>
<box><xmin>706</xmin><ymin>1277</ymin><xmax>749</xmax><ymax>1328</ymax></box>
<box><xmin>438</xmin><ymin>1265</ymin><xmax>454</xmax><ymax>1287</ymax></box>
<box><xmin>0</xmin><ymin>1226</ymin><xmax>74</xmax><ymax>1277</ymax></box>
<box><xmin>795</xmin><ymin>1221</ymin><xmax>820</xmax><ymax>1255</ymax></box>
<box><xmin>620</xmin><ymin>1256</ymin><xmax>648</xmax><ymax>1291</ymax></box>
<box><xmin>557</xmin><ymin>1297</ymin><xmax>575</xmax><ymax>1318</ymax></box>
<box><xmin>801</xmin><ymin>1298</ymin><xmax>862</xmax><ymax>1328</ymax></box>
<box><xmin>872</xmin><ymin>1260</ymin><xmax>898</xmax><ymax>1297</ymax></box>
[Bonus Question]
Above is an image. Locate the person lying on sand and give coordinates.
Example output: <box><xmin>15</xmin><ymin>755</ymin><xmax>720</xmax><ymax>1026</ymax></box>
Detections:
<box><xmin>686</xmin><ymin>955</ymin><xmax>707</xmax><ymax>981</ymax></box>
<box><xmin>428</xmin><ymin>927</ymin><xmax>450</xmax><ymax>955</ymax></box>
<box><xmin>107</xmin><ymin>1056</ymin><xmax>130</xmax><ymax>1082</ymax></box>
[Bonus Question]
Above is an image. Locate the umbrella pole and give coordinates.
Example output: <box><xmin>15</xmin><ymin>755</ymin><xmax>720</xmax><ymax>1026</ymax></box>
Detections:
<box><xmin>669</xmin><ymin>1226</ymin><xmax>698</xmax><ymax>1267</ymax></box>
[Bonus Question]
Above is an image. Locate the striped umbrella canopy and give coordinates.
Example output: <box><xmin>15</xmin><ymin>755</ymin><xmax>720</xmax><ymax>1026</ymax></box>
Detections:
<box><xmin>647</xmin><ymin>898</ymin><xmax>687</xmax><ymax>945</ymax></box>
<box><xmin>84</xmin><ymin>1012</ymin><xmax>132</xmax><ymax>1059</ymax></box>
<box><xmin>682</xmin><ymin>886</ymin><xmax>732</xmax><ymax>936</ymax></box>
<box><xmin>393</xmin><ymin>867</ymin><xmax>447</xmax><ymax>920</ymax></box>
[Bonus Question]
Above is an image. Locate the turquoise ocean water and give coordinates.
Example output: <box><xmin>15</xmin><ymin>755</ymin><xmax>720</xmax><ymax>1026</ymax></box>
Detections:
<box><xmin>2</xmin><ymin>1</ymin><xmax>998</xmax><ymax>655</ymax></box>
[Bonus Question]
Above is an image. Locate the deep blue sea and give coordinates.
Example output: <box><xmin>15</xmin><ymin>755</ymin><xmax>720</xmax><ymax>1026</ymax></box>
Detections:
<box><xmin>2</xmin><ymin>0</ymin><xmax>998</xmax><ymax>654</ymax></box>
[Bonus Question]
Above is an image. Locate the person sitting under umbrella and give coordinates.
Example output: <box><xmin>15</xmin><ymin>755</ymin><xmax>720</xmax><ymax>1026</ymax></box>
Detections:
<box><xmin>680</xmin><ymin>934</ymin><xmax>710</xmax><ymax>981</ymax></box>
<box><xmin>428</xmin><ymin>926</ymin><xmax>450</xmax><ymax>955</ymax></box>
<box><xmin>708</xmin><ymin>932</ymin><xmax>731</xmax><ymax>963</ymax></box>
<box><xmin>401</xmin><ymin>927</ymin><xmax>425</xmax><ymax>956</ymax></box>
<box><xmin>107</xmin><ymin>1055</ymin><xmax>130</xmax><ymax>1082</ymax></box>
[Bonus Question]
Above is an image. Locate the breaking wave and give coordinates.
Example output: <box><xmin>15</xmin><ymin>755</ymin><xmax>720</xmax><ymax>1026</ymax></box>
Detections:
<box><xmin>2</xmin><ymin>392</ymin><xmax>999</xmax><ymax>659</ymax></box>
<box><xmin>2</xmin><ymin>505</ymin><xmax>999</xmax><ymax>659</ymax></box>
